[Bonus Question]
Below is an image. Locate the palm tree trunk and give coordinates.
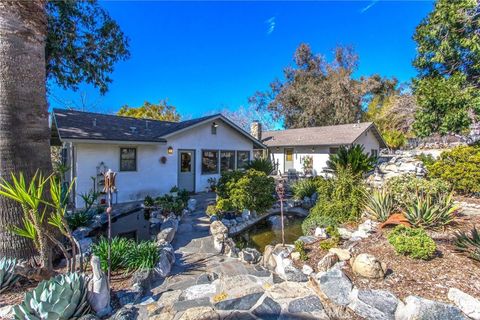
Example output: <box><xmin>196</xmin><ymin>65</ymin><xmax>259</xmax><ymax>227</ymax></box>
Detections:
<box><xmin>0</xmin><ymin>1</ymin><xmax>52</xmax><ymax>259</ymax></box>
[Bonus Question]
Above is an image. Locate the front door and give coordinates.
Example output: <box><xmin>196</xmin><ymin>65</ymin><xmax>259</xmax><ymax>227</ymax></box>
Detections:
<box><xmin>284</xmin><ymin>148</ymin><xmax>294</xmax><ymax>172</ymax></box>
<box><xmin>178</xmin><ymin>150</ymin><xmax>195</xmax><ymax>192</ymax></box>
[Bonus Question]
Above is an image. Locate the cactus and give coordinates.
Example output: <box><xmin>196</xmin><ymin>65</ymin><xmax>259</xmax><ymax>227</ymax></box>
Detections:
<box><xmin>0</xmin><ymin>257</ymin><xmax>20</xmax><ymax>293</ymax></box>
<box><xmin>13</xmin><ymin>272</ymin><xmax>91</xmax><ymax>320</ymax></box>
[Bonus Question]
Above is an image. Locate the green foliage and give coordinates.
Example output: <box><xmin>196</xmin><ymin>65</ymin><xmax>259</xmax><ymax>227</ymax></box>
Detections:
<box><xmin>118</xmin><ymin>100</ymin><xmax>180</xmax><ymax>121</ymax></box>
<box><xmin>206</xmin><ymin>205</ymin><xmax>220</xmax><ymax>217</ymax></box>
<box><xmin>383</xmin><ymin>130</ymin><xmax>407</xmax><ymax>150</ymax></box>
<box><xmin>178</xmin><ymin>189</ymin><xmax>190</xmax><ymax>203</ymax></box>
<box><xmin>364</xmin><ymin>188</ymin><xmax>395</xmax><ymax>222</ymax></box>
<box><xmin>302</xmin><ymin>168</ymin><xmax>366</xmax><ymax>234</ymax></box>
<box><xmin>216</xmin><ymin>170</ymin><xmax>245</xmax><ymax>199</ymax></box>
<box><xmin>416</xmin><ymin>153</ymin><xmax>436</xmax><ymax>167</ymax></box>
<box><xmin>387</xmin><ymin>225</ymin><xmax>436</xmax><ymax>260</ymax></box>
<box><xmin>66</xmin><ymin>211</ymin><xmax>91</xmax><ymax>231</ymax></box>
<box><xmin>291</xmin><ymin>177</ymin><xmax>324</xmax><ymax>200</ymax></box>
<box><xmin>326</xmin><ymin>145</ymin><xmax>377</xmax><ymax>176</ymax></box>
<box><xmin>454</xmin><ymin>227</ymin><xmax>480</xmax><ymax>262</ymax></box>
<box><xmin>385</xmin><ymin>175</ymin><xmax>451</xmax><ymax>209</ymax></box>
<box><xmin>79</xmin><ymin>191</ymin><xmax>99</xmax><ymax>212</ymax></box>
<box><xmin>319</xmin><ymin>238</ymin><xmax>339</xmax><ymax>251</ymax></box>
<box><xmin>155</xmin><ymin>195</ymin><xmax>185</xmax><ymax>215</ymax></box>
<box><xmin>13</xmin><ymin>272</ymin><xmax>91</xmax><ymax>320</ymax></box>
<box><xmin>294</xmin><ymin>240</ymin><xmax>308</xmax><ymax>261</ymax></box>
<box><xmin>427</xmin><ymin>145</ymin><xmax>480</xmax><ymax>195</ymax></box>
<box><xmin>92</xmin><ymin>237</ymin><xmax>131</xmax><ymax>272</ymax></box>
<box><xmin>46</xmin><ymin>0</ymin><xmax>130</xmax><ymax>94</ymax></box>
<box><xmin>216</xmin><ymin>198</ymin><xmax>234</xmax><ymax>212</ymax></box>
<box><xmin>144</xmin><ymin>195</ymin><xmax>155</xmax><ymax>207</ymax></box>
<box><xmin>125</xmin><ymin>241</ymin><xmax>160</xmax><ymax>270</ymax></box>
<box><xmin>245</xmin><ymin>158</ymin><xmax>274</xmax><ymax>176</ymax></box>
<box><xmin>229</xmin><ymin>169</ymin><xmax>276</xmax><ymax>214</ymax></box>
<box><xmin>0</xmin><ymin>257</ymin><xmax>20</xmax><ymax>294</ymax></box>
<box><xmin>404</xmin><ymin>193</ymin><xmax>457</xmax><ymax>229</ymax></box>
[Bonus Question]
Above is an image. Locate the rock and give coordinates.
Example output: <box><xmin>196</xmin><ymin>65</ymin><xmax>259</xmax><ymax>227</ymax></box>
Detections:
<box><xmin>317</xmin><ymin>252</ymin><xmax>339</xmax><ymax>272</ymax></box>
<box><xmin>262</xmin><ymin>245</ymin><xmax>277</xmax><ymax>270</ymax></box>
<box><xmin>72</xmin><ymin>227</ymin><xmax>93</xmax><ymax>240</ymax></box>
<box><xmin>78</xmin><ymin>237</ymin><xmax>93</xmax><ymax>255</ymax></box>
<box><xmin>210</xmin><ymin>221</ymin><xmax>229</xmax><ymax>253</ymax></box>
<box><xmin>161</xmin><ymin>218</ymin><xmax>179</xmax><ymax>231</ymax></box>
<box><xmin>337</xmin><ymin>228</ymin><xmax>353</xmax><ymax>240</ymax></box>
<box><xmin>157</xmin><ymin>227</ymin><xmax>176</xmax><ymax>243</ymax></box>
<box><xmin>252</xmin><ymin>297</ymin><xmax>281</xmax><ymax>319</ymax></box>
<box><xmin>267</xmin><ymin>281</ymin><xmax>313</xmax><ymax>300</ymax></box>
<box><xmin>196</xmin><ymin>272</ymin><xmax>219</xmax><ymax>285</ymax></box>
<box><xmin>182</xmin><ymin>283</ymin><xmax>217</xmax><ymax>300</ymax></box>
<box><xmin>0</xmin><ymin>305</ymin><xmax>13</xmax><ymax>319</ymax></box>
<box><xmin>109</xmin><ymin>306</ymin><xmax>138</xmax><ymax>320</ymax></box>
<box><xmin>155</xmin><ymin>244</ymin><xmax>175</xmax><ymax>277</ymax></box>
<box><xmin>158</xmin><ymin>290</ymin><xmax>183</xmax><ymax>309</ymax></box>
<box><xmin>348</xmin><ymin>288</ymin><xmax>398</xmax><ymax>320</ymax></box>
<box><xmin>78</xmin><ymin>315</ymin><xmax>100</xmax><ymax>320</ymax></box>
<box><xmin>395</xmin><ymin>296</ymin><xmax>467</xmax><ymax>320</ymax></box>
<box><xmin>291</xmin><ymin>252</ymin><xmax>301</xmax><ymax>261</ymax></box>
<box><xmin>88</xmin><ymin>256</ymin><xmax>111</xmax><ymax>317</ymax></box>
<box><xmin>178</xmin><ymin>307</ymin><xmax>219</xmax><ymax>320</ymax></box>
<box><xmin>315</xmin><ymin>227</ymin><xmax>328</xmax><ymax>239</ymax></box>
<box><xmin>187</xmin><ymin>198</ymin><xmax>197</xmax><ymax>211</ymax></box>
<box><xmin>131</xmin><ymin>268</ymin><xmax>153</xmax><ymax>293</ymax></box>
<box><xmin>302</xmin><ymin>264</ymin><xmax>314</xmax><ymax>276</ymax></box>
<box><xmin>236</xmin><ymin>216</ymin><xmax>244</xmax><ymax>223</ymax></box>
<box><xmin>351</xmin><ymin>229</ymin><xmax>370</xmax><ymax>240</ymax></box>
<box><xmin>239</xmin><ymin>248</ymin><xmax>262</xmax><ymax>264</ymax></box>
<box><xmin>214</xmin><ymin>292</ymin><xmax>263</xmax><ymax>310</ymax></box>
<box><xmin>352</xmin><ymin>253</ymin><xmax>386</xmax><ymax>279</ymax></box>
<box><xmin>288</xmin><ymin>295</ymin><xmax>324</xmax><ymax>313</ymax></box>
<box><xmin>149</xmin><ymin>217</ymin><xmax>162</xmax><ymax>224</ymax></box>
<box><xmin>328</xmin><ymin>248</ymin><xmax>351</xmax><ymax>261</ymax></box>
<box><xmin>283</xmin><ymin>264</ymin><xmax>308</xmax><ymax>282</ymax></box>
<box><xmin>448</xmin><ymin>288</ymin><xmax>480</xmax><ymax>320</ymax></box>
<box><xmin>297</xmin><ymin>235</ymin><xmax>317</xmax><ymax>244</ymax></box>
<box><xmin>223</xmin><ymin>312</ymin><xmax>256</xmax><ymax>320</ymax></box>
<box><xmin>315</xmin><ymin>268</ymin><xmax>353</xmax><ymax>306</ymax></box>
<box><xmin>241</xmin><ymin>209</ymin><xmax>251</xmax><ymax>221</ymax></box>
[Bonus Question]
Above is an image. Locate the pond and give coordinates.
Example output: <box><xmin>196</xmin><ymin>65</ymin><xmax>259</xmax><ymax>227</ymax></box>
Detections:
<box><xmin>234</xmin><ymin>213</ymin><xmax>304</xmax><ymax>253</ymax></box>
<box><xmin>96</xmin><ymin>209</ymin><xmax>152</xmax><ymax>242</ymax></box>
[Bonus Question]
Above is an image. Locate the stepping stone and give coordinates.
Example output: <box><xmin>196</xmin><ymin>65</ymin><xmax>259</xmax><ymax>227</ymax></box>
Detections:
<box><xmin>173</xmin><ymin>297</ymin><xmax>212</xmax><ymax>312</ymax></box>
<box><xmin>214</xmin><ymin>292</ymin><xmax>264</xmax><ymax>311</ymax></box>
<box><xmin>252</xmin><ymin>297</ymin><xmax>281</xmax><ymax>320</ymax></box>
<box><xmin>288</xmin><ymin>295</ymin><xmax>323</xmax><ymax>313</ymax></box>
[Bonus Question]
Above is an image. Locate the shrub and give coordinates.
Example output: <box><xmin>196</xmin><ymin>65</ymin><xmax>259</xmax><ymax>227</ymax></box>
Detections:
<box><xmin>302</xmin><ymin>168</ymin><xmax>366</xmax><ymax>234</ymax></box>
<box><xmin>0</xmin><ymin>257</ymin><xmax>20</xmax><ymax>293</ymax></box>
<box><xmin>326</xmin><ymin>145</ymin><xmax>377</xmax><ymax>176</ymax></box>
<box><xmin>416</xmin><ymin>153</ymin><xmax>436</xmax><ymax>167</ymax></box>
<box><xmin>364</xmin><ymin>188</ymin><xmax>395</xmax><ymax>222</ymax></box>
<box><xmin>178</xmin><ymin>189</ymin><xmax>190</xmax><ymax>202</ymax></box>
<box><xmin>92</xmin><ymin>237</ymin><xmax>132</xmax><ymax>272</ymax></box>
<box><xmin>404</xmin><ymin>193</ymin><xmax>457</xmax><ymax>229</ymax></box>
<box><xmin>291</xmin><ymin>177</ymin><xmax>325</xmax><ymax>200</ymax></box>
<box><xmin>245</xmin><ymin>158</ymin><xmax>274</xmax><ymax>176</ymax></box>
<box><xmin>125</xmin><ymin>241</ymin><xmax>159</xmax><ymax>270</ymax></box>
<box><xmin>66</xmin><ymin>211</ymin><xmax>91</xmax><ymax>231</ymax></box>
<box><xmin>216</xmin><ymin>170</ymin><xmax>245</xmax><ymax>199</ymax></box>
<box><xmin>427</xmin><ymin>145</ymin><xmax>480</xmax><ymax>195</ymax></box>
<box><xmin>454</xmin><ymin>227</ymin><xmax>480</xmax><ymax>262</ymax></box>
<box><xmin>229</xmin><ymin>169</ymin><xmax>276</xmax><ymax>214</ymax></box>
<box><xmin>319</xmin><ymin>238</ymin><xmax>339</xmax><ymax>250</ymax></box>
<box><xmin>383</xmin><ymin>130</ymin><xmax>407</xmax><ymax>150</ymax></box>
<box><xmin>216</xmin><ymin>198</ymin><xmax>234</xmax><ymax>212</ymax></box>
<box><xmin>206</xmin><ymin>205</ymin><xmax>220</xmax><ymax>216</ymax></box>
<box><xmin>385</xmin><ymin>175</ymin><xmax>451</xmax><ymax>209</ymax></box>
<box><xmin>387</xmin><ymin>225</ymin><xmax>436</xmax><ymax>260</ymax></box>
<box><xmin>294</xmin><ymin>240</ymin><xmax>308</xmax><ymax>261</ymax></box>
<box><xmin>144</xmin><ymin>195</ymin><xmax>155</xmax><ymax>207</ymax></box>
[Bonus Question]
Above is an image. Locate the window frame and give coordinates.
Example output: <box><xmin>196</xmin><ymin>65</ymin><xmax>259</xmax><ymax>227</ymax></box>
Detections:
<box><xmin>119</xmin><ymin>147</ymin><xmax>137</xmax><ymax>172</ymax></box>
<box><xmin>236</xmin><ymin>150</ymin><xmax>251</xmax><ymax>169</ymax></box>
<box><xmin>201</xmin><ymin>149</ymin><xmax>219</xmax><ymax>175</ymax></box>
<box><xmin>220</xmin><ymin>150</ymin><xmax>236</xmax><ymax>172</ymax></box>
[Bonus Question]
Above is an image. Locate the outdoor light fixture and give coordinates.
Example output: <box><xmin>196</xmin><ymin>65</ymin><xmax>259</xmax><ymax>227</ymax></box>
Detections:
<box><xmin>212</xmin><ymin>122</ymin><xmax>218</xmax><ymax>128</ymax></box>
<box><xmin>311</xmin><ymin>147</ymin><xmax>315</xmax><ymax>152</ymax></box>
<box><xmin>167</xmin><ymin>146</ymin><xmax>173</xmax><ymax>155</ymax></box>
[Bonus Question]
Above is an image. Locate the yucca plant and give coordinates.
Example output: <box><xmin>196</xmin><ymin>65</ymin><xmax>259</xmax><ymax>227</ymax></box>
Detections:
<box><xmin>364</xmin><ymin>188</ymin><xmax>395</xmax><ymax>222</ymax></box>
<box><xmin>326</xmin><ymin>145</ymin><xmax>377</xmax><ymax>176</ymax></box>
<box><xmin>0</xmin><ymin>257</ymin><xmax>20</xmax><ymax>293</ymax></box>
<box><xmin>125</xmin><ymin>241</ymin><xmax>160</xmax><ymax>270</ymax></box>
<box><xmin>245</xmin><ymin>157</ymin><xmax>274</xmax><ymax>176</ymax></box>
<box><xmin>404</xmin><ymin>193</ymin><xmax>457</xmax><ymax>229</ymax></box>
<box><xmin>13</xmin><ymin>273</ymin><xmax>91</xmax><ymax>320</ymax></box>
<box><xmin>454</xmin><ymin>227</ymin><xmax>480</xmax><ymax>262</ymax></box>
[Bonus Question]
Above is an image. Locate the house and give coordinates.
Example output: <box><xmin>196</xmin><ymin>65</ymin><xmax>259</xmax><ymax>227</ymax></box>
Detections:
<box><xmin>251</xmin><ymin>121</ymin><xmax>386</xmax><ymax>175</ymax></box>
<box><xmin>51</xmin><ymin>109</ymin><xmax>265</xmax><ymax>208</ymax></box>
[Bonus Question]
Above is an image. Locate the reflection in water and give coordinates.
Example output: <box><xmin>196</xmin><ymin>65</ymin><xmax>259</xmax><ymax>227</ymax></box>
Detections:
<box><xmin>234</xmin><ymin>213</ymin><xmax>304</xmax><ymax>253</ymax></box>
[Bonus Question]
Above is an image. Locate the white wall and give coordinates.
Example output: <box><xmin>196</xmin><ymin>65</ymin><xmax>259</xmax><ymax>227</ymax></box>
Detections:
<box><xmin>354</xmin><ymin>128</ymin><xmax>381</xmax><ymax>155</ymax></box>
<box><xmin>72</xmin><ymin>118</ymin><xmax>254</xmax><ymax>207</ymax></box>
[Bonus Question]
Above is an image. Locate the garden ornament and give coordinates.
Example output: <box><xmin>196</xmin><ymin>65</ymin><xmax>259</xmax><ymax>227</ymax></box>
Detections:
<box><xmin>88</xmin><ymin>255</ymin><xmax>111</xmax><ymax>317</ymax></box>
<box><xmin>103</xmin><ymin>169</ymin><xmax>117</xmax><ymax>282</ymax></box>
<box><xmin>276</xmin><ymin>180</ymin><xmax>286</xmax><ymax>246</ymax></box>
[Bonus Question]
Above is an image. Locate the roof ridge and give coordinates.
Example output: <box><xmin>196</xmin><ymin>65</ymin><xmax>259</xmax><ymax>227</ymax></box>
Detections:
<box><xmin>263</xmin><ymin>122</ymin><xmax>373</xmax><ymax>133</ymax></box>
<box><xmin>52</xmin><ymin>108</ymin><xmax>179</xmax><ymax>124</ymax></box>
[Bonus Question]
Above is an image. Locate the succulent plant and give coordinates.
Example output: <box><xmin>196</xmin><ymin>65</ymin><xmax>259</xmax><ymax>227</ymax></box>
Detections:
<box><xmin>13</xmin><ymin>272</ymin><xmax>91</xmax><ymax>320</ymax></box>
<box><xmin>0</xmin><ymin>257</ymin><xmax>20</xmax><ymax>293</ymax></box>
<box><xmin>455</xmin><ymin>227</ymin><xmax>480</xmax><ymax>262</ymax></box>
<box><xmin>364</xmin><ymin>188</ymin><xmax>394</xmax><ymax>222</ymax></box>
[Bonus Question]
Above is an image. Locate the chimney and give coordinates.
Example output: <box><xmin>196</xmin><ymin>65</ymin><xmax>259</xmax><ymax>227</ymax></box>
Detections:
<box><xmin>250</xmin><ymin>120</ymin><xmax>262</xmax><ymax>141</ymax></box>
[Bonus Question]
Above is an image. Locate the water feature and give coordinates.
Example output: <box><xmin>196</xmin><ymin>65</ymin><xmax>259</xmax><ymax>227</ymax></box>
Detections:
<box><xmin>98</xmin><ymin>209</ymin><xmax>152</xmax><ymax>242</ymax></box>
<box><xmin>234</xmin><ymin>213</ymin><xmax>304</xmax><ymax>253</ymax></box>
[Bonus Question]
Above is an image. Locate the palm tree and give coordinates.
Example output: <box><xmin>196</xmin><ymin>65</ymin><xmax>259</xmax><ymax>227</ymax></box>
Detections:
<box><xmin>0</xmin><ymin>2</ymin><xmax>52</xmax><ymax>260</ymax></box>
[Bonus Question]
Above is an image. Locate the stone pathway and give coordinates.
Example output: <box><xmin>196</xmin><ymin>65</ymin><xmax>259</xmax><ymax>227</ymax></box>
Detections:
<box><xmin>134</xmin><ymin>193</ymin><xmax>327</xmax><ymax>320</ymax></box>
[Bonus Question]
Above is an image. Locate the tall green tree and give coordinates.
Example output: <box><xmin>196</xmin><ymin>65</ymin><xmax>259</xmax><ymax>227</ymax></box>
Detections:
<box><xmin>249</xmin><ymin>43</ymin><xmax>394</xmax><ymax>129</ymax></box>
<box><xmin>413</xmin><ymin>0</ymin><xmax>480</xmax><ymax>137</ymax></box>
<box><xmin>118</xmin><ymin>100</ymin><xmax>181</xmax><ymax>122</ymax></box>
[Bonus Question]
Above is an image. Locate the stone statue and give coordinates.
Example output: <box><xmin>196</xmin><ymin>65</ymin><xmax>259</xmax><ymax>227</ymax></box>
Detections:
<box><xmin>88</xmin><ymin>255</ymin><xmax>112</xmax><ymax>317</ymax></box>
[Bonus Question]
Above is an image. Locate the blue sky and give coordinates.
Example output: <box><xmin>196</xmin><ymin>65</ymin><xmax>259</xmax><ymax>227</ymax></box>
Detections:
<box><xmin>48</xmin><ymin>1</ymin><xmax>434</xmax><ymax>118</ymax></box>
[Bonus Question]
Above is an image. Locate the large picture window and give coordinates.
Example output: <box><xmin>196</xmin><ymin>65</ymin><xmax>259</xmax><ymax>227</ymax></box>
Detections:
<box><xmin>220</xmin><ymin>151</ymin><xmax>235</xmax><ymax>172</ymax></box>
<box><xmin>237</xmin><ymin>151</ymin><xmax>250</xmax><ymax>169</ymax></box>
<box><xmin>120</xmin><ymin>147</ymin><xmax>137</xmax><ymax>171</ymax></box>
<box><xmin>202</xmin><ymin>150</ymin><xmax>219</xmax><ymax>174</ymax></box>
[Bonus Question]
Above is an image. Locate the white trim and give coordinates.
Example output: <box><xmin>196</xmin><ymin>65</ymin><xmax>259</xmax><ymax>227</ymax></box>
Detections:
<box><xmin>61</xmin><ymin>138</ymin><xmax>166</xmax><ymax>145</ymax></box>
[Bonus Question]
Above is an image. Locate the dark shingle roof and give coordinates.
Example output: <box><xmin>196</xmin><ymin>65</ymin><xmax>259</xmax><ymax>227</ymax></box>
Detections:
<box><xmin>52</xmin><ymin>109</ymin><xmax>219</xmax><ymax>143</ymax></box>
<box><xmin>262</xmin><ymin>122</ymin><xmax>386</xmax><ymax>148</ymax></box>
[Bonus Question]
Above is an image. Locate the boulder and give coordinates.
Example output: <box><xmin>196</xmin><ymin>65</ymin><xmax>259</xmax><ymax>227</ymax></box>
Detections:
<box><xmin>214</xmin><ymin>292</ymin><xmax>263</xmax><ymax>310</ymax></box>
<box><xmin>109</xmin><ymin>306</ymin><xmax>138</xmax><ymax>320</ymax></box>
<box><xmin>328</xmin><ymin>248</ymin><xmax>351</xmax><ymax>261</ymax></box>
<box><xmin>291</xmin><ymin>252</ymin><xmax>301</xmax><ymax>261</ymax></box>
<box><xmin>283</xmin><ymin>265</ymin><xmax>308</xmax><ymax>282</ymax></box>
<box><xmin>157</xmin><ymin>227</ymin><xmax>176</xmax><ymax>243</ymax></box>
<box><xmin>348</xmin><ymin>288</ymin><xmax>398</xmax><ymax>320</ymax></box>
<box><xmin>448</xmin><ymin>288</ymin><xmax>480</xmax><ymax>320</ymax></box>
<box><xmin>317</xmin><ymin>252</ymin><xmax>339</xmax><ymax>272</ymax></box>
<box><xmin>178</xmin><ymin>307</ymin><xmax>219</xmax><ymax>320</ymax></box>
<box><xmin>131</xmin><ymin>268</ymin><xmax>153</xmax><ymax>293</ymax></box>
<box><xmin>297</xmin><ymin>235</ymin><xmax>318</xmax><ymax>244</ymax></box>
<box><xmin>315</xmin><ymin>227</ymin><xmax>328</xmax><ymax>239</ymax></box>
<box><xmin>302</xmin><ymin>264</ymin><xmax>314</xmax><ymax>276</ymax></box>
<box><xmin>262</xmin><ymin>245</ymin><xmax>277</xmax><ymax>270</ymax></box>
<box><xmin>210</xmin><ymin>221</ymin><xmax>228</xmax><ymax>253</ymax></box>
<box><xmin>352</xmin><ymin>253</ymin><xmax>386</xmax><ymax>279</ymax></box>
<box><xmin>88</xmin><ymin>256</ymin><xmax>111</xmax><ymax>317</ymax></box>
<box><xmin>187</xmin><ymin>198</ymin><xmax>197</xmax><ymax>211</ymax></box>
<box><xmin>252</xmin><ymin>297</ymin><xmax>281</xmax><ymax>319</ymax></box>
<box><xmin>315</xmin><ymin>268</ymin><xmax>353</xmax><ymax>306</ymax></box>
<box><xmin>161</xmin><ymin>218</ymin><xmax>178</xmax><ymax>232</ymax></box>
<box><xmin>239</xmin><ymin>248</ymin><xmax>262</xmax><ymax>264</ymax></box>
<box><xmin>395</xmin><ymin>296</ymin><xmax>467</xmax><ymax>320</ymax></box>
<box><xmin>337</xmin><ymin>228</ymin><xmax>353</xmax><ymax>240</ymax></box>
<box><xmin>155</xmin><ymin>244</ymin><xmax>175</xmax><ymax>277</ymax></box>
<box><xmin>72</xmin><ymin>227</ymin><xmax>93</xmax><ymax>240</ymax></box>
<box><xmin>149</xmin><ymin>217</ymin><xmax>163</xmax><ymax>225</ymax></box>
<box><xmin>241</xmin><ymin>209</ymin><xmax>251</xmax><ymax>221</ymax></box>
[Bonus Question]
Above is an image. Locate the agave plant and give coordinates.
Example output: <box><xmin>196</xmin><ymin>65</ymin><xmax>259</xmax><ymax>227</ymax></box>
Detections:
<box><xmin>13</xmin><ymin>273</ymin><xmax>91</xmax><ymax>320</ymax></box>
<box><xmin>404</xmin><ymin>193</ymin><xmax>457</xmax><ymax>229</ymax></box>
<box><xmin>0</xmin><ymin>257</ymin><xmax>20</xmax><ymax>293</ymax></box>
<box><xmin>455</xmin><ymin>227</ymin><xmax>480</xmax><ymax>262</ymax></box>
<box><xmin>364</xmin><ymin>188</ymin><xmax>394</xmax><ymax>222</ymax></box>
<box><xmin>326</xmin><ymin>145</ymin><xmax>377</xmax><ymax>176</ymax></box>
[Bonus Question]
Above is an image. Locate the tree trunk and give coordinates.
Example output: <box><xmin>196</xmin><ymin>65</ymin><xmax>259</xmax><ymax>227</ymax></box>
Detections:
<box><xmin>0</xmin><ymin>1</ymin><xmax>52</xmax><ymax>259</ymax></box>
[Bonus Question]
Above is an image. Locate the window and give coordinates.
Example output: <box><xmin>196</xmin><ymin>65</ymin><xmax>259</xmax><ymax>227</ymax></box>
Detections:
<box><xmin>220</xmin><ymin>151</ymin><xmax>235</xmax><ymax>172</ymax></box>
<box><xmin>180</xmin><ymin>152</ymin><xmax>192</xmax><ymax>173</ymax></box>
<box><xmin>202</xmin><ymin>150</ymin><xmax>218</xmax><ymax>174</ymax></box>
<box><xmin>237</xmin><ymin>151</ymin><xmax>250</xmax><ymax>169</ymax></box>
<box><xmin>371</xmin><ymin>149</ymin><xmax>378</xmax><ymax>157</ymax></box>
<box><xmin>120</xmin><ymin>148</ymin><xmax>137</xmax><ymax>171</ymax></box>
<box><xmin>329</xmin><ymin>147</ymin><xmax>339</xmax><ymax>154</ymax></box>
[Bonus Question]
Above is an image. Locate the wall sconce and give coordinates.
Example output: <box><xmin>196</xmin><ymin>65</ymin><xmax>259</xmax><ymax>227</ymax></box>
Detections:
<box><xmin>167</xmin><ymin>146</ymin><xmax>173</xmax><ymax>155</ymax></box>
<box><xmin>275</xmin><ymin>147</ymin><xmax>280</xmax><ymax>151</ymax></box>
<box><xmin>311</xmin><ymin>147</ymin><xmax>315</xmax><ymax>152</ymax></box>
<box><xmin>212</xmin><ymin>122</ymin><xmax>218</xmax><ymax>128</ymax></box>
<box><xmin>211</xmin><ymin>122</ymin><xmax>218</xmax><ymax>134</ymax></box>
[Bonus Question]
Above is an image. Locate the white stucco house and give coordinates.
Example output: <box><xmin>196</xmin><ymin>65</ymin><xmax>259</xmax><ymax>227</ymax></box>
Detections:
<box><xmin>51</xmin><ymin>109</ymin><xmax>265</xmax><ymax>208</ymax></box>
<box><xmin>252</xmin><ymin>122</ymin><xmax>386</xmax><ymax>175</ymax></box>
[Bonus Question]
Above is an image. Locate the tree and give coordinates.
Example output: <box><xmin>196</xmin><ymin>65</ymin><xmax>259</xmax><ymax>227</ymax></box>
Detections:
<box><xmin>413</xmin><ymin>0</ymin><xmax>480</xmax><ymax>136</ymax></box>
<box><xmin>249</xmin><ymin>43</ymin><xmax>393</xmax><ymax>129</ymax></box>
<box><xmin>46</xmin><ymin>1</ymin><xmax>130</xmax><ymax>94</ymax></box>
<box><xmin>219</xmin><ymin>105</ymin><xmax>275</xmax><ymax>131</ymax></box>
<box><xmin>0</xmin><ymin>2</ymin><xmax>53</xmax><ymax>259</ymax></box>
<box><xmin>117</xmin><ymin>100</ymin><xmax>181</xmax><ymax>122</ymax></box>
